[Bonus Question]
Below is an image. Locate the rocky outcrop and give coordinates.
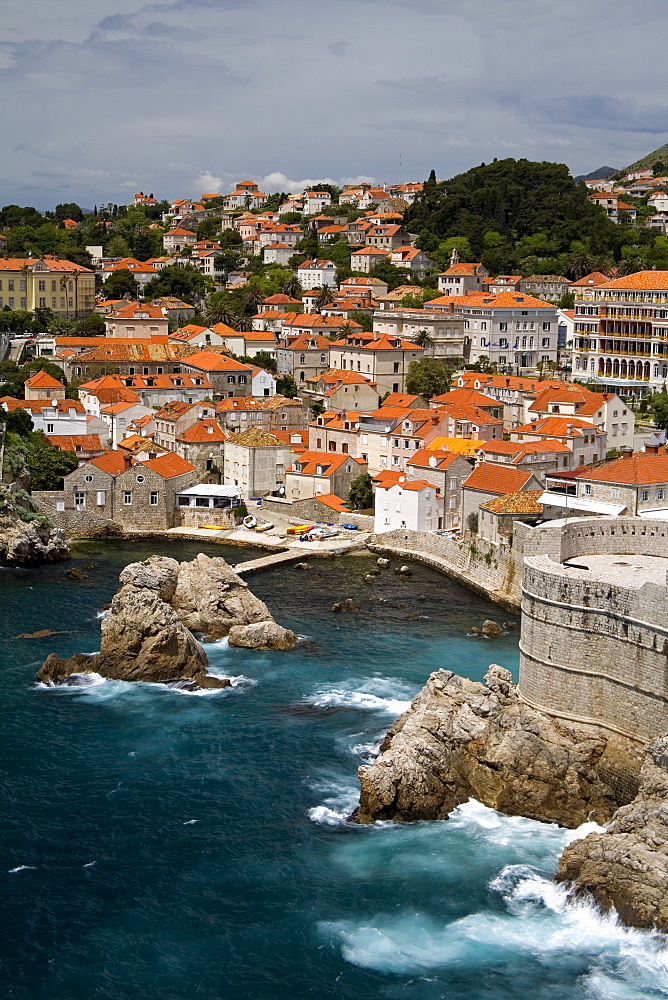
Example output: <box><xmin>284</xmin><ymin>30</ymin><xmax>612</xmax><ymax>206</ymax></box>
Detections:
<box><xmin>38</xmin><ymin>551</ymin><xmax>296</xmax><ymax>688</ymax></box>
<box><xmin>0</xmin><ymin>487</ymin><xmax>69</xmax><ymax>566</ymax></box>
<box><xmin>170</xmin><ymin>553</ymin><xmax>275</xmax><ymax>640</ymax></box>
<box><xmin>355</xmin><ymin>665</ymin><xmax>624</xmax><ymax>827</ymax></box>
<box><xmin>228</xmin><ymin>621</ymin><xmax>297</xmax><ymax>650</ymax></box>
<box><xmin>556</xmin><ymin>737</ymin><xmax>668</xmax><ymax>932</ymax></box>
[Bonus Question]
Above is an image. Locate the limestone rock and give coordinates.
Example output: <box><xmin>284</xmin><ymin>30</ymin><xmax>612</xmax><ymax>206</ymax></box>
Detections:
<box><xmin>67</xmin><ymin>567</ymin><xmax>87</xmax><ymax>580</ymax></box>
<box><xmin>481</xmin><ymin>620</ymin><xmax>504</xmax><ymax>637</ymax></box>
<box><xmin>171</xmin><ymin>553</ymin><xmax>272</xmax><ymax>639</ymax></box>
<box><xmin>228</xmin><ymin>621</ymin><xmax>297</xmax><ymax>650</ymax></box>
<box><xmin>556</xmin><ymin>737</ymin><xmax>668</xmax><ymax>932</ymax></box>
<box><xmin>295</xmin><ymin>562</ymin><xmax>312</xmax><ymax>570</ymax></box>
<box><xmin>119</xmin><ymin>555</ymin><xmax>180</xmax><ymax>602</ymax></box>
<box><xmin>355</xmin><ymin>664</ymin><xmax>622</xmax><ymax>827</ymax></box>
<box><xmin>0</xmin><ymin>518</ymin><xmax>69</xmax><ymax>567</ymax></box>
<box><xmin>395</xmin><ymin>565</ymin><xmax>412</xmax><ymax>577</ymax></box>
<box><xmin>377</xmin><ymin>558</ymin><xmax>389</xmax><ymax>568</ymax></box>
<box><xmin>332</xmin><ymin>599</ymin><xmax>360</xmax><ymax>612</ymax></box>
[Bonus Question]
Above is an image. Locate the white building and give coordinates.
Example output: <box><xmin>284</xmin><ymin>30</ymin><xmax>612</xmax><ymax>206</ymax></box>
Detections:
<box><xmin>297</xmin><ymin>259</ymin><xmax>338</xmax><ymax>290</ymax></box>
<box><xmin>303</xmin><ymin>191</ymin><xmax>332</xmax><ymax>215</ymax></box>
<box><xmin>374</xmin><ymin>476</ymin><xmax>442</xmax><ymax>532</ymax></box>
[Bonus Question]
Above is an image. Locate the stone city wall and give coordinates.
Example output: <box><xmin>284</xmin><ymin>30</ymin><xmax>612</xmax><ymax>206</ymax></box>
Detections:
<box><xmin>32</xmin><ymin>491</ymin><xmax>120</xmax><ymax>537</ymax></box>
<box><xmin>518</xmin><ymin>517</ymin><xmax>668</xmax><ymax>742</ymax></box>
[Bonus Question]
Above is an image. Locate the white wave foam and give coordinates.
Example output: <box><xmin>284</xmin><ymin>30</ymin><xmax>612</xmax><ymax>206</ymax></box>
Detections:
<box><xmin>8</xmin><ymin>865</ymin><xmax>37</xmax><ymax>873</ymax></box>
<box><xmin>350</xmin><ymin>740</ymin><xmax>382</xmax><ymax>761</ymax></box>
<box><xmin>183</xmin><ymin>819</ymin><xmax>198</xmax><ymax>825</ymax></box>
<box><xmin>322</xmin><ymin>849</ymin><xmax>668</xmax><ymax>984</ymax></box>
<box><xmin>305</xmin><ymin>676</ymin><xmax>415</xmax><ymax>716</ymax></box>
<box><xmin>308</xmin><ymin>776</ymin><xmax>359</xmax><ymax>827</ymax></box>
<box><xmin>38</xmin><ymin>671</ymin><xmax>253</xmax><ymax>699</ymax></box>
<box><xmin>83</xmin><ymin>861</ymin><xmax>96</xmax><ymax>868</ymax></box>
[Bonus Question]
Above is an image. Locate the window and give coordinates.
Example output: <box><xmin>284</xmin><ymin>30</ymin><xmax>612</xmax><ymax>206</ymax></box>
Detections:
<box><xmin>56</xmin><ymin>499</ymin><xmax>65</xmax><ymax>512</ymax></box>
<box><xmin>449</xmin><ymin>478</ymin><xmax>457</xmax><ymax>490</ymax></box>
<box><xmin>542</xmin><ymin>338</ymin><xmax>550</xmax><ymax>347</ymax></box>
<box><xmin>124</xmin><ymin>491</ymin><xmax>132</xmax><ymax>505</ymax></box>
<box><xmin>84</xmin><ymin>474</ymin><xmax>93</xmax><ymax>483</ymax></box>
<box><xmin>543</xmin><ymin>322</ymin><xmax>551</xmax><ymax>331</ymax></box>
<box><xmin>136</xmin><ymin>475</ymin><xmax>145</xmax><ymax>483</ymax></box>
<box><xmin>150</xmin><ymin>492</ymin><xmax>158</xmax><ymax>506</ymax></box>
<box><xmin>583</xmin><ymin>484</ymin><xmax>592</xmax><ymax>495</ymax></box>
<box><xmin>611</xmin><ymin>488</ymin><xmax>620</xmax><ymax>500</ymax></box>
<box><xmin>38</xmin><ymin>280</ymin><xmax>46</xmax><ymax>292</ymax></box>
<box><xmin>47</xmin><ymin>423</ymin><xmax>54</xmax><ymax>433</ymax></box>
<box><xmin>657</xmin><ymin>488</ymin><xmax>665</xmax><ymax>501</ymax></box>
<box><xmin>641</xmin><ymin>489</ymin><xmax>650</xmax><ymax>502</ymax></box>
<box><xmin>96</xmin><ymin>490</ymin><xmax>106</xmax><ymax>506</ymax></box>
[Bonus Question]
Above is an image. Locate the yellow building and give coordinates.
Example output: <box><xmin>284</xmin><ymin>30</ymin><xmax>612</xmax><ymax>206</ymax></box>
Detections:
<box><xmin>0</xmin><ymin>257</ymin><xmax>95</xmax><ymax>317</ymax></box>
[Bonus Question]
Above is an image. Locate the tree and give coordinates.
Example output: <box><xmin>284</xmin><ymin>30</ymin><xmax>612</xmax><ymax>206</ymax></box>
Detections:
<box><xmin>102</xmin><ymin>269</ymin><xmax>139</xmax><ymax>300</ymax></box>
<box><xmin>234</xmin><ymin>351</ymin><xmax>277</xmax><ymax>373</ymax></box>
<box><xmin>54</xmin><ymin>202</ymin><xmax>84</xmax><ymax>223</ymax></box>
<box><xmin>314</xmin><ymin>285</ymin><xmax>336</xmax><ymax>310</ymax></box>
<box><xmin>405</xmin><ymin>357</ymin><xmax>451</xmax><ymax>399</ymax></box>
<box><xmin>205</xmin><ymin>291</ymin><xmax>241</xmax><ymax>328</ymax></box>
<box><xmin>467</xmin><ymin>512</ymin><xmax>479</xmax><ymax>534</ymax></box>
<box><xmin>0</xmin><ymin>408</ymin><xmax>33</xmax><ymax>435</ymax></box>
<box><xmin>142</xmin><ymin>264</ymin><xmax>209</xmax><ymax>303</ymax></box>
<box><xmin>283</xmin><ymin>274</ymin><xmax>302</xmax><ymax>298</ymax></box>
<box><xmin>132</xmin><ymin>228</ymin><xmax>155</xmax><ymax>261</ymax></box>
<box><xmin>650</xmin><ymin>387</ymin><xmax>668</xmax><ymax>430</ymax></box>
<box><xmin>106</xmin><ymin>234</ymin><xmax>131</xmax><ymax>258</ymax></box>
<box><xmin>369</xmin><ymin>259</ymin><xmax>410</xmax><ymax>291</ymax></box>
<box><xmin>348</xmin><ymin>472</ymin><xmax>374</xmax><ymax>510</ymax></box>
<box><xmin>351</xmin><ymin>311</ymin><xmax>373</xmax><ymax>332</ymax></box>
<box><xmin>22</xmin><ymin>432</ymin><xmax>79</xmax><ymax>490</ymax></box>
<box><xmin>214</xmin><ymin>249</ymin><xmax>242</xmax><ymax>275</ymax></box>
<box><xmin>414</xmin><ymin>328</ymin><xmax>434</xmax><ymax>348</ymax></box>
<box><xmin>276</xmin><ymin>374</ymin><xmax>298</xmax><ymax>398</ymax></box>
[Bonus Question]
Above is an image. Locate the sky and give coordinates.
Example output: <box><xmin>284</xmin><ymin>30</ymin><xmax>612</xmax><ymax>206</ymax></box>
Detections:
<box><xmin>2</xmin><ymin>0</ymin><xmax>668</xmax><ymax>210</ymax></box>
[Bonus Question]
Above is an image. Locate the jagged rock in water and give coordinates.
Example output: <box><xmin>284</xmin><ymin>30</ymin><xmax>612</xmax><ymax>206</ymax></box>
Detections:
<box><xmin>556</xmin><ymin>736</ymin><xmax>668</xmax><ymax>932</ymax></box>
<box><xmin>38</xmin><ymin>551</ymin><xmax>294</xmax><ymax>688</ymax></box>
<box><xmin>332</xmin><ymin>599</ymin><xmax>360</xmax><ymax>612</ymax></box>
<box><xmin>377</xmin><ymin>558</ymin><xmax>389</xmax><ymax>568</ymax></box>
<box><xmin>0</xmin><ymin>517</ymin><xmax>69</xmax><ymax>567</ymax></box>
<box><xmin>355</xmin><ymin>665</ymin><xmax>623</xmax><ymax>827</ymax></box>
<box><xmin>171</xmin><ymin>553</ymin><xmax>273</xmax><ymax>640</ymax></box>
<box><xmin>119</xmin><ymin>554</ymin><xmax>179</xmax><ymax>602</ymax></box>
<box><xmin>481</xmin><ymin>620</ymin><xmax>504</xmax><ymax>637</ymax></box>
<box><xmin>67</xmin><ymin>567</ymin><xmax>87</xmax><ymax>580</ymax></box>
<box><xmin>395</xmin><ymin>565</ymin><xmax>412</xmax><ymax>577</ymax></box>
<box><xmin>228</xmin><ymin>621</ymin><xmax>297</xmax><ymax>650</ymax></box>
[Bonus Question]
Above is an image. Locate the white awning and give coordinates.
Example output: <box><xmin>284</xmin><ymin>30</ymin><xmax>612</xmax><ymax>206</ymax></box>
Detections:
<box><xmin>177</xmin><ymin>484</ymin><xmax>241</xmax><ymax>497</ymax></box>
<box><xmin>539</xmin><ymin>492</ymin><xmax>626</xmax><ymax>516</ymax></box>
<box><xmin>638</xmin><ymin>508</ymin><xmax>668</xmax><ymax>520</ymax></box>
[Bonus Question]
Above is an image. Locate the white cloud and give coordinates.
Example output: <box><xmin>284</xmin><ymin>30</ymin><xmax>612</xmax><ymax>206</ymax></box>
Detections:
<box><xmin>193</xmin><ymin>170</ymin><xmax>224</xmax><ymax>193</ymax></box>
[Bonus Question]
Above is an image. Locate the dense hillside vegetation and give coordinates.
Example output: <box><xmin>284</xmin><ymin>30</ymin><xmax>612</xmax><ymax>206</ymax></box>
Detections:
<box><xmin>405</xmin><ymin>159</ymin><xmax>665</xmax><ymax>279</ymax></box>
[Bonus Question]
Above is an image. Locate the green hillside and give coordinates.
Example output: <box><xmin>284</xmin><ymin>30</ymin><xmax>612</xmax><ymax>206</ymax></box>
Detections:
<box><xmin>623</xmin><ymin>141</ymin><xmax>668</xmax><ymax>173</ymax></box>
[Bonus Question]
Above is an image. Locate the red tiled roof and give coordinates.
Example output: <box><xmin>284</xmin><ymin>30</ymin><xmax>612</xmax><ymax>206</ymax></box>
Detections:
<box><xmin>139</xmin><ymin>453</ymin><xmax>197</xmax><ymax>478</ymax></box>
<box><xmin>463</xmin><ymin>463</ymin><xmax>538</xmax><ymax>494</ymax></box>
<box><xmin>289</xmin><ymin>450</ymin><xmax>366</xmax><ymax>476</ymax></box>
<box><xmin>45</xmin><ymin>434</ymin><xmax>103</xmax><ymax>452</ymax></box>
<box><xmin>89</xmin><ymin>451</ymin><xmax>130</xmax><ymax>475</ymax></box>
<box><xmin>177</xmin><ymin>419</ymin><xmax>227</xmax><ymax>443</ymax></box>
<box><xmin>24</xmin><ymin>371</ymin><xmax>64</xmax><ymax>389</ymax></box>
<box><xmin>579</xmin><ymin>449</ymin><xmax>668</xmax><ymax>486</ymax></box>
<box><xmin>479</xmin><ymin>490</ymin><xmax>545</xmax><ymax>514</ymax></box>
<box><xmin>179</xmin><ymin>351</ymin><xmax>252</xmax><ymax>373</ymax></box>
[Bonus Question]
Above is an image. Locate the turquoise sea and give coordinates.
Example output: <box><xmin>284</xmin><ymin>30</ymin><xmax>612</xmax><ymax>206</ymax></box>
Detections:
<box><xmin>1</xmin><ymin>539</ymin><xmax>667</xmax><ymax>999</ymax></box>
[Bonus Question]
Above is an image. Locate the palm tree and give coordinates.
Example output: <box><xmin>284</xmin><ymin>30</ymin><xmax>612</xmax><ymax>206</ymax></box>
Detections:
<box><xmin>283</xmin><ymin>275</ymin><xmax>302</xmax><ymax>298</ymax></box>
<box><xmin>314</xmin><ymin>284</ymin><xmax>336</xmax><ymax>311</ymax></box>
<box><xmin>242</xmin><ymin>282</ymin><xmax>265</xmax><ymax>315</ymax></box>
<box><xmin>414</xmin><ymin>328</ymin><xmax>434</xmax><ymax>348</ymax></box>
<box><xmin>60</xmin><ymin>274</ymin><xmax>71</xmax><ymax>320</ymax></box>
<box><xmin>205</xmin><ymin>298</ymin><xmax>239</xmax><ymax>329</ymax></box>
<box><xmin>618</xmin><ymin>255</ymin><xmax>650</xmax><ymax>277</ymax></box>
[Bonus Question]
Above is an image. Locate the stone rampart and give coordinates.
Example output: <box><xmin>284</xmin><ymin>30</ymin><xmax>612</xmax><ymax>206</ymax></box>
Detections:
<box><xmin>32</xmin><ymin>491</ymin><xmax>120</xmax><ymax>537</ymax></box>
<box><xmin>519</xmin><ymin>517</ymin><xmax>668</xmax><ymax>743</ymax></box>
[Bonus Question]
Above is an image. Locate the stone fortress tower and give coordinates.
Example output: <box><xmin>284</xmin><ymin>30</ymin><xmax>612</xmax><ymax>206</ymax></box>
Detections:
<box><xmin>518</xmin><ymin>518</ymin><xmax>668</xmax><ymax>744</ymax></box>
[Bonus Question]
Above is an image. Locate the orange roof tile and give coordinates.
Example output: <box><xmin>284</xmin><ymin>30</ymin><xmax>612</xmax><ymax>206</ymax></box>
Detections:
<box><xmin>579</xmin><ymin>449</ymin><xmax>668</xmax><ymax>486</ymax></box>
<box><xmin>45</xmin><ymin>434</ymin><xmax>103</xmax><ymax>452</ymax></box>
<box><xmin>463</xmin><ymin>463</ymin><xmax>538</xmax><ymax>494</ymax></box>
<box><xmin>177</xmin><ymin>419</ymin><xmax>227</xmax><ymax>443</ymax></box>
<box><xmin>479</xmin><ymin>490</ymin><xmax>545</xmax><ymax>514</ymax></box>
<box><xmin>139</xmin><ymin>453</ymin><xmax>196</xmax><ymax>478</ymax></box>
<box><xmin>24</xmin><ymin>370</ymin><xmax>65</xmax><ymax>389</ymax></box>
<box><xmin>89</xmin><ymin>451</ymin><xmax>130</xmax><ymax>475</ymax></box>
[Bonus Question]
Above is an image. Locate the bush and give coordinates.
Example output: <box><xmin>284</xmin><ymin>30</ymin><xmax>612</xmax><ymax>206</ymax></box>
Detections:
<box><xmin>231</xmin><ymin>503</ymin><xmax>248</xmax><ymax>522</ymax></box>
<box><xmin>467</xmin><ymin>512</ymin><xmax>479</xmax><ymax>534</ymax></box>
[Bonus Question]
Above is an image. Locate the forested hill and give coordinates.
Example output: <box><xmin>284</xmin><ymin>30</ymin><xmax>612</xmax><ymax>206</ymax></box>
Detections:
<box><xmin>404</xmin><ymin>159</ymin><xmax>662</xmax><ymax>278</ymax></box>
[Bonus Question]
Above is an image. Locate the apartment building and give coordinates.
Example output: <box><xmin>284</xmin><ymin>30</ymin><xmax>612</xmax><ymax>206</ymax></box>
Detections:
<box><xmin>372</xmin><ymin>308</ymin><xmax>465</xmax><ymax>360</ymax></box>
<box><xmin>328</xmin><ymin>333</ymin><xmax>424</xmax><ymax>394</ymax></box>
<box><xmin>0</xmin><ymin>257</ymin><xmax>95</xmax><ymax>317</ymax></box>
<box><xmin>570</xmin><ymin>271</ymin><xmax>668</xmax><ymax>395</ymax></box>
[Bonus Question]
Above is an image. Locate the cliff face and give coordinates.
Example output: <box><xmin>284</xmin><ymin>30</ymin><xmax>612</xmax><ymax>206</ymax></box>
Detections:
<box><xmin>38</xmin><ymin>553</ymin><xmax>297</xmax><ymax>689</ymax></box>
<box><xmin>0</xmin><ymin>488</ymin><xmax>69</xmax><ymax>567</ymax></box>
<box><xmin>355</xmin><ymin>665</ymin><xmax>627</xmax><ymax>828</ymax></box>
<box><xmin>557</xmin><ymin>738</ymin><xmax>668</xmax><ymax>932</ymax></box>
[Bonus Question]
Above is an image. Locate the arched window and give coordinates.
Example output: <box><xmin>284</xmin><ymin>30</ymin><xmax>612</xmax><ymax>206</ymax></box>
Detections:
<box><xmin>654</xmin><ymin>364</ymin><xmax>660</xmax><ymax>379</ymax></box>
<box><xmin>299</xmin><ymin>353</ymin><xmax>306</xmax><ymax>363</ymax></box>
<box><xmin>299</xmin><ymin>371</ymin><xmax>305</xmax><ymax>381</ymax></box>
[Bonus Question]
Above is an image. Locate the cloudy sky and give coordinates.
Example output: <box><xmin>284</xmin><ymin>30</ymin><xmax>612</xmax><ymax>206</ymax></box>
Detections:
<box><xmin>2</xmin><ymin>0</ymin><xmax>667</xmax><ymax>209</ymax></box>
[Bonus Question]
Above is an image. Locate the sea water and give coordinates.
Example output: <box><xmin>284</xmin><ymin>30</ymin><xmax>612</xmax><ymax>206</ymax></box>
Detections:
<box><xmin>1</xmin><ymin>539</ymin><xmax>666</xmax><ymax>1000</ymax></box>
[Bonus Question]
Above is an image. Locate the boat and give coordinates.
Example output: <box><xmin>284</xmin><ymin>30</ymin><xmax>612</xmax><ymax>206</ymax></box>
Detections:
<box><xmin>306</xmin><ymin>526</ymin><xmax>339</xmax><ymax>540</ymax></box>
<box><xmin>243</xmin><ymin>515</ymin><xmax>257</xmax><ymax>529</ymax></box>
<box><xmin>201</xmin><ymin>524</ymin><xmax>227</xmax><ymax>530</ymax></box>
<box><xmin>255</xmin><ymin>521</ymin><xmax>274</xmax><ymax>532</ymax></box>
<box><xmin>341</xmin><ymin>523</ymin><xmax>359</xmax><ymax>530</ymax></box>
<box><xmin>286</xmin><ymin>524</ymin><xmax>313</xmax><ymax>535</ymax></box>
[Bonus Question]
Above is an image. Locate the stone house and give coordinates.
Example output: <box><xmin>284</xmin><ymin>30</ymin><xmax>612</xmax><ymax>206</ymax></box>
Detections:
<box><xmin>68</xmin><ymin>343</ymin><xmax>185</xmax><ymax>380</ymax></box>
<box><xmin>476</xmin><ymin>438</ymin><xmax>573</xmax><ymax>478</ymax></box>
<box><xmin>44</xmin><ymin>433</ymin><xmax>105</xmax><ymax>464</ymax></box>
<box><xmin>526</xmin><ymin>387</ymin><xmax>635</xmax><ymax>454</ymax></box>
<box><xmin>222</xmin><ymin>428</ymin><xmax>288</xmax><ymax>497</ymax></box>
<box><xmin>437</xmin><ymin>262</ymin><xmax>488</xmax><ymax>296</ymax></box>
<box><xmin>216</xmin><ymin>395</ymin><xmax>308</xmax><ymax>434</ymax></box>
<box><xmin>177</xmin><ymin>351</ymin><xmax>256</xmax><ymax>398</ymax></box>
<box><xmin>350</xmin><ymin>247</ymin><xmax>390</xmax><ymax>273</ymax></box>
<box><xmin>23</xmin><ymin>370</ymin><xmax>66</xmax><ymax>400</ymax></box>
<box><xmin>328</xmin><ymin>333</ymin><xmax>424</xmax><ymax>395</ymax></box>
<box><xmin>365</xmin><ymin>224</ymin><xmax>411</xmax><ymax>250</ymax></box>
<box><xmin>542</xmin><ymin>445</ymin><xmax>668</xmax><ymax>518</ymax></box>
<box><xmin>113</xmin><ymin>453</ymin><xmax>198</xmax><ymax>530</ymax></box>
<box><xmin>389</xmin><ymin>246</ymin><xmax>434</xmax><ymax>275</ymax></box>
<box><xmin>285</xmin><ymin>451</ymin><xmax>367</xmax><ymax>501</ymax></box>
<box><xmin>162</xmin><ymin>228</ymin><xmax>197</xmax><ymax>252</ymax></box>
<box><xmin>339</xmin><ymin>276</ymin><xmax>389</xmax><ymax>298</ymax></box>
<box><xmin>460</xmin><ymin>463</ymin><xmax>543</xmax><ymax>532</ymax></box>
<box><xmin>152</xmin><ymin>401</ymin><xmax>217</xmax><ymax>451</ymax></box>
<box><xmin>276</xmin><ymin>331</ymin><xmax>332</xmax><ymax>385</ymax></box>
<box><xmin>116</xmin><ymin>372</ymin><xmax>213</xmax><ymax>408</ymax></box>
<box><xmin>518</xmin><ymin>275</ymin><xmax>570</xmax><ymax>301</ymax></box>
<box><xmin>175</xmin><ymin>419</ymin><xmax>228</xmax><ymax>479</ymax></box>
<box><xmin>478</xmin><ymin>490</ymin><xmax>545</xmax><ymax>544</ymax></box>
<box><xmin>510</xmin><ymin>415</ymin><xmax>606</xmax><ymax>467</ymax></box>
<box><xmin>304</xmin><ymin>370</ymin><xmax>380</xmax><ymax>412</ymax></box>
<box><xmin>104</xmin><ymin>303</ymin><xmax>169</xmax><ymax>339</ymax></box>
<box><xmin>405</xmin><ymin>449</ymin><xmax>473</xmax><ymax>530</ymax></box>
<box><xmin>45</xmin><ymin>451</ymin><xmax>131</xmax><ymax>529</ymax></box>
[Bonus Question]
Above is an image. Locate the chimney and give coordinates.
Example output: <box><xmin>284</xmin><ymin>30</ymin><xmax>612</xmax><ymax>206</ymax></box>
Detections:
<box><xmin>621</xmin><ymin>446</ymin><xmax>633</xmax><ymax>459</ymax></box>
<box><xmin>645</xmin><ymin>444</ymin><xmax>660</xmax><ymax>454</ymax></box>
<box><xmin>123</xmin><ymin>455</ymin><xmax>133</xmax><ymax>471</ymax></box>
